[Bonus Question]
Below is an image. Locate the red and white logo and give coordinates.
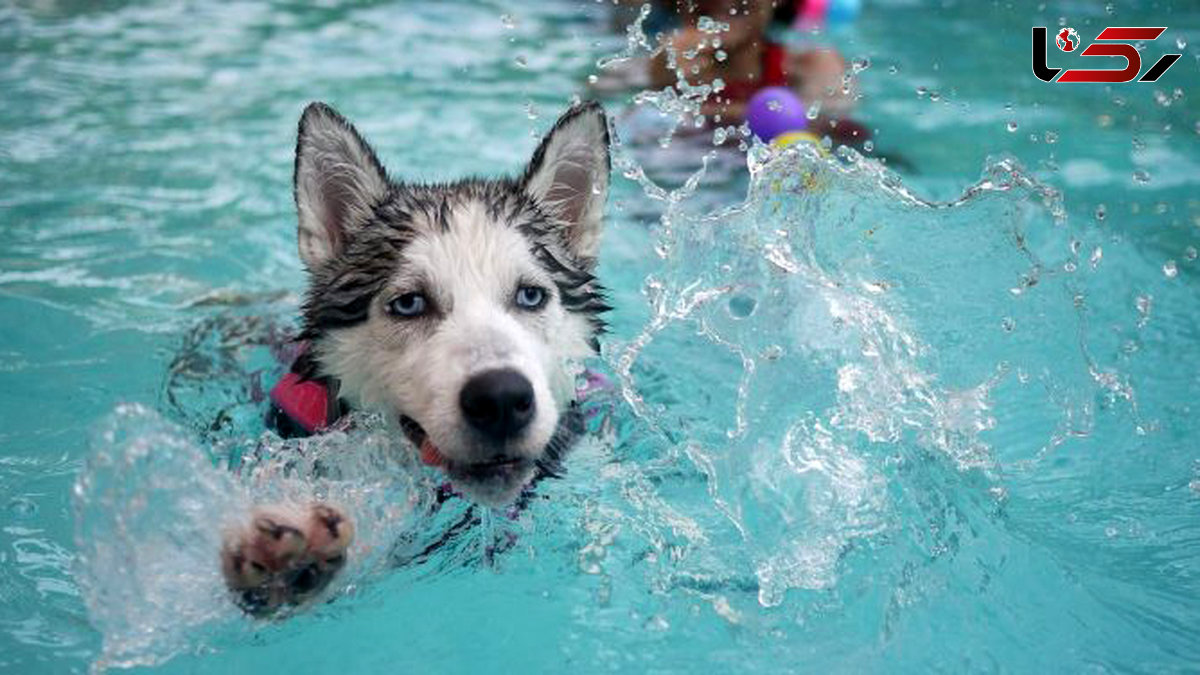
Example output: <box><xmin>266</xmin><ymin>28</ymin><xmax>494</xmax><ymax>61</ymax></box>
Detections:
<box><xmin>1033</xmin><ymin>26</ymin><xmax>1182</xmax><ymax>83</ymax></box>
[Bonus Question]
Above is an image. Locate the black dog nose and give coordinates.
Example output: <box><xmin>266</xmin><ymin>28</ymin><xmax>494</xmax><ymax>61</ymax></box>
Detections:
<box><xmin>459</xmin><ymin>369</ymin><xmax>536</xmax><ymax>441</ymax></box>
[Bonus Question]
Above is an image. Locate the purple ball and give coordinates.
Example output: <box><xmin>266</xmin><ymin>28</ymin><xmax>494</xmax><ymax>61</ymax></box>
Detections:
<box><xmin>745</xmin><ymin>87</ymin><xmax>807</xmax><ymax>142</ymax></box>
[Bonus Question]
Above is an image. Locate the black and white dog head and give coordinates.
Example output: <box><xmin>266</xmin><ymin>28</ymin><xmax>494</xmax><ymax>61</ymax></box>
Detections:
<box><xmin>292</xmin><ymin>101</ymin><xmax>610</xmax><ymax>505</ymax></box>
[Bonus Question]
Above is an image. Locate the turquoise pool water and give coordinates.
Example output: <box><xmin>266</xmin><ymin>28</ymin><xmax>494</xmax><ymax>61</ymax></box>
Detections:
<box><xmin>3</xmin><ymin>0</ymin><xmax>1200</xmax><ymax>672</ymax></box>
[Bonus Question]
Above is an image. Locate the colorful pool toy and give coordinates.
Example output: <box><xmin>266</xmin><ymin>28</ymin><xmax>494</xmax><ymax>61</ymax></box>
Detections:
<box><xmin>745</xmin><ymin>86</ymin><xmax>807</xmax><ymax>143</ymax></box>
<box><xmin>746</xmin><ymin>87</ymin><xmax>828</xmax><ymax>155</ymax></box>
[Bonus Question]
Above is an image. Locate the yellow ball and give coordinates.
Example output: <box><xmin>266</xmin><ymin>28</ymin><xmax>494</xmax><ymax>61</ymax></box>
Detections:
<box><xmin>771</xmin><ymin>131</ymin><xmax>827</xmax><ymax>155</ymax></box>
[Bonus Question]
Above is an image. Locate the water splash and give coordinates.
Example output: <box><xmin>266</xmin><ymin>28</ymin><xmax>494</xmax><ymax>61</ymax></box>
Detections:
<box><xmin>73</xmin><ymin>404</ymin><xmax>432</xmax><ymax>670</ymax></box>
<box><xmin>600</xmin><ymin>116</ymin><xmax>1124</xmax><ymax>614</ymax></box>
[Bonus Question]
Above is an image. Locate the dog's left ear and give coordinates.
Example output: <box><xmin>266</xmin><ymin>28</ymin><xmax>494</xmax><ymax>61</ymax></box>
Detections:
<box><xmin>522</xmin><ymin>102</ymin><xmax>610</xmax><ymax>265</ymax></box>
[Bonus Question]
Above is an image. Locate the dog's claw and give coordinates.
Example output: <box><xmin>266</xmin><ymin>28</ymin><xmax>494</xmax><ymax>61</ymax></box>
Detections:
<box><xmin>221</xmin><ymin>502</ymin><xmax>354</xmax><ymax>616</ymax></box>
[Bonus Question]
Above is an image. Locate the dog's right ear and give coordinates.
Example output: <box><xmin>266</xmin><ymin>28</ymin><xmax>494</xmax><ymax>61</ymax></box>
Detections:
<box><xmin>522</xmin><ymin>102</ymin><xmax>610</xmax><ymax>267</ymax></box>
<box><xmin>294</xmin><ymin>102</ymin><xmax>389</xmax><ymax>269</ymax></box>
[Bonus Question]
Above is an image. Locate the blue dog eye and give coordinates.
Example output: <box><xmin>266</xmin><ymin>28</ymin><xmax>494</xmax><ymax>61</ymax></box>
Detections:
<box><xmin>387</xmin><ymin>293</ymin><xmax>427</xmax><ymax>317</ymax></box>
<box><xmin>515</xmin><ymin>286</ymin><xmax>547</xmax><ymax>310</ymax></box>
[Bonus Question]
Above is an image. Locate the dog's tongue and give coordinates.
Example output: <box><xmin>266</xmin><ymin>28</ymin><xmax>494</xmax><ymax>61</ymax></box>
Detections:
<box><xmin>419</xmin><ymin>438</ymin><xmax>446</xmax><ymax>468</ymax></box>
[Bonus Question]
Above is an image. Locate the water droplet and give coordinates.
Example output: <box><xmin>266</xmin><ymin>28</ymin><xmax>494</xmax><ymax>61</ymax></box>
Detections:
<box><xmin>929</xmin><ymin>91</ymin><xmax>941</xmax><ymax>102</ymax></box>
<box><xmin>915</xmin><ymin>86</ymin><xmax>928</xmax><ymax>97</ymax></box>
<box><xmin>500</xmin><ymin>13</ymin><xmax>515</xmax><ymax>29</ymax></box>
<box><xmin>587</xmin><ymin>74</ymin><xmax>598</xmax><ymax>84</ymax></box>
<box><xmin>712</xmin><ymin>127</ymin><xmax>727</xmax><ymax>145</ymax></box>
<box><xmin>863</xmin><ymin>139</ymin><xmax>874</xmax><ymax>152</ymax></box>
<box><xmin>805</xmin><ymin>101</ymin><xmax>822</xmax><ymax>120</ymax></box>
<box><xmin>1132</xmin><ymin>169</ymin><xmax>1150</xmax><ymax>184</ymax></box>
<box><xmin>851</xmin><ymin>56</ymin><xmax>870</xmax><ymax>73</ymax></box>
<box><xmin>1095</xmin><ymin>204</ymin><xmax>1107</xmax><ymax>221</ymax></box>
<box><xmin>1105</xmin><ymin>3</ymin><xmax>1115</xmax><ymax>14</ymax></box>
<box><xmin>525</xmin><ymin>101</ymin><xmax>538</xmax><ymax>120</ymax></box>
<box><xmin>888</xmin><ymin>64</ymin><xmax>899</xmax><ymax>75</ymax></box>
<box><xmin>1163</xmin><ymin>260</ymin><xmax>1178</xmax><ymax>278</ymax></box>
<box><xmin>1105</xmin><ymin>526</ymin><xmax>1118</xmax><ymax>538</ymax></box>
<box><xmin>1044</xmin><ymin>130</ymin><xmax>1058</xmax><ymax>143</ymax></box>
<box><xmin>767</xmin><ymin>99</ymin><xmax>782</xmax><ymax>112</ymax></box>
<box><xmin>1006</xmin><ymin>121</ymin><xmax>1018</xmax><ymax>132</ymax></box>
<box><xmin>715</xmin><ymin>49</ymin><xmax>727</xmax><ymax>62</ymax></box>
<box><xmin>1136</xmin><ymin>294</ymin><xmax>1153</xmax><ymax>327</ymax></box>
<box><xmin>514</xmin><ymin>55</ymin><xmax>528</xmax><ymax>69</ymax></box>
<box><xmin>728</xmin><ymin>295</ymin><xmax>757</xmax><ymax>319</ymax></box>
<box><xmin>1090</xmin><ymin>246</ymin><xmax>1103</xmax><ymax>269</ymax></box>
<box><xmin>1001</xmin><ymin>317</ymin><xmax>1016</xmax><ymax>332</ymax></box>
<box><xmin>1178</xmin><ymin>35</ymin><xmax>1188</xmax><ymax>50</ymax></box>
<box><xmin>761</xmin><ymin>345</ymin><xmax>784</xmax><ymax>360</ymax></box>
<box><xmin>1185</xmin><ymin>246</ymin><xmax>1198</xmax><ymax>261</ymax></box>
<box><xmin>1064</xmin><ymin>261</ymin><xmax>1077</xmax><ymax>273</ymax></box>
<box><xmin>697</xmin><ymin>16</ymin><xmax>728</xmax><ymax>33</ymax></box>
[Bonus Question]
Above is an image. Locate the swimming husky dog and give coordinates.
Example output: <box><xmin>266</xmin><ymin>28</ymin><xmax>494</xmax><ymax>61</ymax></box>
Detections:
<box><xmin>220</xmin><ymin>101</ymin><xmax>611</xmax><ymax>614</ymax></box>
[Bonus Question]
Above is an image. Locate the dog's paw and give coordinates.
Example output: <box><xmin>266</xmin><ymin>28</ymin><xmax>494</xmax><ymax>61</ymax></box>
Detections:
<box><xmin>220</xmin><ymin>502</ymin><xmax>354</xmax><ymax>616</ymax></box>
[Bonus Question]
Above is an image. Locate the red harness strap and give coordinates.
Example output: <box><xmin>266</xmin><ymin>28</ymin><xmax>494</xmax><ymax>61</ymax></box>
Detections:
<box><xmin>269</xmin><ymin>371</ymin><xmax>334</xmax><ymax>435</ymax></box>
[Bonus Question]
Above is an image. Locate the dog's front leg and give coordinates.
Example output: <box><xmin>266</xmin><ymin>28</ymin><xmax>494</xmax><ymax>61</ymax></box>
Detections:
<box><xmin>220</xmin><ymin>502</ymin><xmax>354</xmax><ymax>616</ymax></box>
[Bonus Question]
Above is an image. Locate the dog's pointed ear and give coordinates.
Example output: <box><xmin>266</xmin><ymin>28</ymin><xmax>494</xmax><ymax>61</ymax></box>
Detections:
<box><xmin>522</xmin><ymin>102</ymin><xmax>610</xmax><ymax>265</ymax></box>
<box><xmin>293</xmin><ymin>102</ymin><xmax>389</xmax><ymax>268</ymax></box>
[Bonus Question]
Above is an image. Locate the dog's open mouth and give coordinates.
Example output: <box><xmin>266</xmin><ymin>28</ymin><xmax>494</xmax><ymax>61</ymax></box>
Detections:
<box><xmin>398</xmin><ymin>415</ymin><xmax>531</xmax><ymax>482</ymax></box>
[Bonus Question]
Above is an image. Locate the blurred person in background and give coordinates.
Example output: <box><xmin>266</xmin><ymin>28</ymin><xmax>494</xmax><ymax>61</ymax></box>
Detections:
<box><xmin>603</xmin><ymin>0</ymin><xmax>869</xmax><ymax>147</ymax></box>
